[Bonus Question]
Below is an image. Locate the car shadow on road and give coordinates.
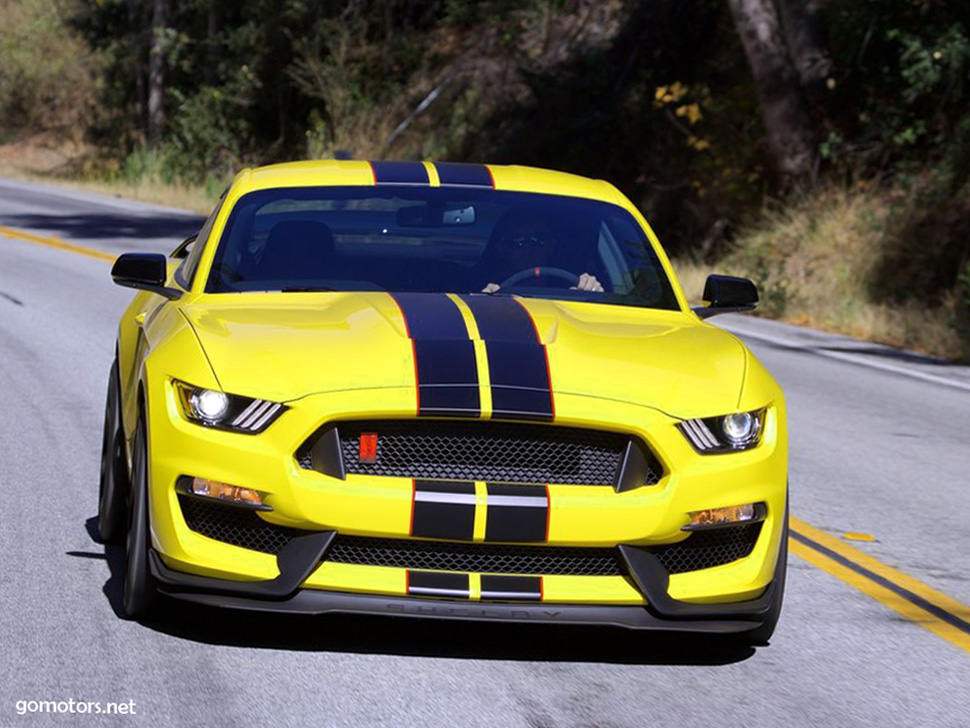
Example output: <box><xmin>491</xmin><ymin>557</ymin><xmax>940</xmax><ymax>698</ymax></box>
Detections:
<box><xmin>0</xmin><ymin>212</ymin><xmax>202</xmax><ymax>244</ymax></box>
<box><xmin>82</xmin><ymin>517</ymin><xmax>757</xmax><ymax>666</ymax></box>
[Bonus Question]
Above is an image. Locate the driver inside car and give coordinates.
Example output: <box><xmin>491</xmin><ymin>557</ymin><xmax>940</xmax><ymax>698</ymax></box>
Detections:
<box><xmin>477</xmin><ymin>212</ymin><xmax>604</xmax><ymax>293</ymax></box>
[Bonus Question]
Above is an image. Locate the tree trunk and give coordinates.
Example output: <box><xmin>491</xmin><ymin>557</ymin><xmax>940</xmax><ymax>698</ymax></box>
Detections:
<box><xmin>205</xmin><ymin>1</ymin><xmax>222</xmax><ymax>87</ymax></box>
<box><xmin>127</xmin><ymin>0</ymin><xmax>146</xmax><ymax>137</ymax></box>
<box><xmin>725</xmin><ymin>0</ymin><xmax>814</xmax><ymax>177</ymax></box>
<box><xmin>147</xmin><ymin>0</ymin><xmax>168</xmax><ymax>145</ymax></box>
<box><xmin>777</xmin><ymin>0</ymin><xmax>833</xmax><ymax>90</ymax></box>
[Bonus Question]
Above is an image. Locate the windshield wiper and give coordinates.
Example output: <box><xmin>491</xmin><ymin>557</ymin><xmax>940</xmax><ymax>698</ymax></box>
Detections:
<box><xmin>280</xmin><ymin>286</ymin><xmax>340</xmax><ymax>293</ymax></box>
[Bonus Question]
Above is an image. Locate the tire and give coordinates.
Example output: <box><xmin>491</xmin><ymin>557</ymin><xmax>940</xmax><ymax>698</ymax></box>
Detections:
<box><xmin>122</xmin><ymin>416</ymin><xmax>158</xmax><ymax>619</ymax></box>
<box><xmin>98</xmin><ymin>359</ymin><xmax>129</xmax><ymax>544</ymax></box>
<box><xmin>746</xmin><ymin>501</ymin><xmax>789</xmax><ymax>646</ymax></box>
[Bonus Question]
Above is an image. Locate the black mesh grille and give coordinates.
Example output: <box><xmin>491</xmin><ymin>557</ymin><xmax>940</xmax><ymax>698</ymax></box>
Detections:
<box><xmin>179</xmin><ymin>496</ymin><xmax>760</xmax><ymax>575</ymax></box>
<box><xmin>178</xmin><ymin>496</ymin><xmax>309</xmax><ymax>555</ymax></box>
<box><xmin>327</xmin><ymin>535</ymin><xmax>624</xmax><ymax>576</ymax></box>
<box><xmin>299</xmin><ymin>420</ymin><xmax>663</xmax><ymax>486</ymax></box>
<box><xmin>652</xmin><ymin>523</ymin><xmax>762</xmax><ymax>574</ymax></box>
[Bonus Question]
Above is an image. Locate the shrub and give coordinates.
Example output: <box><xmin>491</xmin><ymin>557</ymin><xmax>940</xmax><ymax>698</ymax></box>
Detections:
<box><xmin>0</xmin><ymin>0</ymin><xmax>102</xmax><ymax>136</ymax></box>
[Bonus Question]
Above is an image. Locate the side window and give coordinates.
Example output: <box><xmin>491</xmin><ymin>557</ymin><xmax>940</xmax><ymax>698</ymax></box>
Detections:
<box><xmin>179</xmin><ymin>194</ymin><xmax>226</xmax><ymax>288</ymax></box>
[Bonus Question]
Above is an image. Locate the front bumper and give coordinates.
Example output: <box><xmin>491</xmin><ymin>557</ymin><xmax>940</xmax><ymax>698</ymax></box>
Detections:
<box><xmin>148</xmin><ymin>535</ymin><xmax>782</xmax><ymax>633</ymax></box>
<box><xmin>145</xmin><ymin>380</ymin><xmax>788</xmax><ymax>606</ymax></box>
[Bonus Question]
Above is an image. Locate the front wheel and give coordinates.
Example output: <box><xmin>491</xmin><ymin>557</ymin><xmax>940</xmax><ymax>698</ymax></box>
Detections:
<box><xmin>98</xmin><ymin>359</ymin><xmax>129</xmax><ymax>544</ymax></box>
<box><xmin>122</xmin><ymin>416</ymin><xmax>157</xmax><ymax>619</ymax></box>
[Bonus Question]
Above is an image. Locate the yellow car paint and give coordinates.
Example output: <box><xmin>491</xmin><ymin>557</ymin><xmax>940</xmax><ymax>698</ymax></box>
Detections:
<box><xmin>114</xmin><ymin>160</ymin><xmax>787</xmax><ymax>612</ymax></box>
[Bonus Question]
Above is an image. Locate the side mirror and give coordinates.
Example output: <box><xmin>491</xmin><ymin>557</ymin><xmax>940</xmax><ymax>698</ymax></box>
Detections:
<box><xmin>111</xmin><ymin>253</ymin><xmax>181</xmax><ymax>300</ymax></box>
<box><xmin>171</xmin><ymin>234</ymin><xmax>197</xmax><ymax>259</ymax></box>
<box><xmin>693</xmin><ymin>274</ymin><xmax>758</xmax><ymax>319</ymax></box>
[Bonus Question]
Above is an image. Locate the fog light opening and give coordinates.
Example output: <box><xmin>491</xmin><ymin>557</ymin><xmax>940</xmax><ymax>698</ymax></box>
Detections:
<box><xmin>683</xmin><ymin>502</ymin><xmax>766</xmax><ymax>531</ymax></box>
<box><xmin>177</xmin><ymin>476</ymin><xmax>272</xmax><ymax>511</ymax></box>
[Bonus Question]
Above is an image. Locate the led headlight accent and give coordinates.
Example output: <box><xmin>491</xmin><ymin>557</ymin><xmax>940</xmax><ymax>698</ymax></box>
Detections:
<box><xmin>174</xmin><ymin>381</ymin><xmax>286</xmax><ymax>434</ymax></box>
<box><xmin>678</xmin><ymin>409</ymin><xmax>766</xmax><ymax>453</ymax></box>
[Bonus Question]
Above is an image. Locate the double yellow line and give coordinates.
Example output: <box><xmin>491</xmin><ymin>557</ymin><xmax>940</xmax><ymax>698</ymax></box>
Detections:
<box><xmin>4</xmin><ymin>219</ymin><xmax>970</xmax><ymax>655</ymax></box>
<box><xmin>790</xmin><ymin>517</ymin><xmax>970</xmax><ymax>654</ymax></box>
<box><xmin>0</xmin><ymin>224</ymin><xmax>116</xmax><ymax>263</ymax></box>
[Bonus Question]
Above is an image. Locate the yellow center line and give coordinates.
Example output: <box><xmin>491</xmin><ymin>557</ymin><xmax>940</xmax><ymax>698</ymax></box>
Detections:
<box><xmin>0</xmin><ymin>224</ymin><xmax>116</xmax><ymax>263</ymax></box>
<box><xmin>6</xmin><ymin>218</ymin><xmax>970</xmax><ymax>655</ymax></box>
<box><xmin>789</xmin><ymin>516</ymin><xmax>970</xmax><ymax>655</ymax></box>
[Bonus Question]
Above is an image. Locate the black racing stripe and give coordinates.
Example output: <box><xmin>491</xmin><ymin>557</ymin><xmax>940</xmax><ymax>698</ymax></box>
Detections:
<box><xmin>459</xmin><ymin>295</ymin><xmax>554</xmax><ymax>421</ymax></box>
<box><xmin>434</xmin><ymin>162</ymin><xmax>494</xmax><ymax>188</ymax></box>
<box><xmin>392</xmin><ymin>292</ymin><xmax>469</xmax><ymax>340</ymax></box>
<box><xmin>391</xmin><ymin>293</ymin><xmax>481</xmax><ymax>418</ymax></box>
<box><xmin>458</xmin><ymin>294</ymin><xmax>538</xmax><ymax>343</ymax></box>
<box><xmin>408</xmin><ymin>570</ymin><xmax>471</xmax><ymax>599</ymax></box>
<box><xmin>371</xmin><ymin>160</ymin><xmax>430</xmax><ymax>185</ymax></box>
<box><xmin>480</xmin><ymin>575</ymin><xmax>542</xmax><ymax>602</ymax></box>
<box><xmin>791</xmin><ymin>531</ymin><xmax>970</xmax><ymax>637</ymax></box>
<box><xmin>485</xmin><ymin>341</ymin><xmax>554</xmax><ymax>421</ymax></box>
<box><xmin>411</xmin><ymin>480</ymin><xmax>477</xmax><ymax>541</ymax></box>
<box><xmin>413</xmin><ymin>340</ymin><xmax>480</xmax><ymax>417</ymax></box>
<box><xmin>484</xmin><ymin>483</ymin><xmax>549</xmax><ymax>543</ymax></box>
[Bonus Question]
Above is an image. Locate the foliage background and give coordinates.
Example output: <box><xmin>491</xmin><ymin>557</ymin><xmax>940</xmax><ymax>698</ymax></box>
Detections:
<box><xmin>1</xmin><ymin>0</ymin><xmax>968</xmax><ymax>357</ymax></box>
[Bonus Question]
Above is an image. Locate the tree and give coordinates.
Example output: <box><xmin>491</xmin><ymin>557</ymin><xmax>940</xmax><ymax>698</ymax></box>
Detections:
<box><xmin>725</xmin><ymin>0</ymin><xmax>815</xmax><ymax>177</ymax></box>
<box><xmin>777</xmin><ymin>0</ymin><xmax>833</xmax><ymax>91</ymax></box>
<box><xmin>147</xmin><ymin>0</ymin><xmax>167</xmax><ymax>144</ymax></box>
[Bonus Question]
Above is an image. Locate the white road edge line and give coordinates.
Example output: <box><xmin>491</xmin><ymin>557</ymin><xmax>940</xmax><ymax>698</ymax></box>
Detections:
<box><xmin>719</xmin><ymin>322</ymin><xmax>970</xmax><ymax>394</ymax></box>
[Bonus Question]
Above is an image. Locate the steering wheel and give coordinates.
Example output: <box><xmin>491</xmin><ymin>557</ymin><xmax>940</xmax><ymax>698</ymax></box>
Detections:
<box><xmin>500</xmin><ymin>266</ymin><xmax>580</xmax><ymax>289</ymax></box>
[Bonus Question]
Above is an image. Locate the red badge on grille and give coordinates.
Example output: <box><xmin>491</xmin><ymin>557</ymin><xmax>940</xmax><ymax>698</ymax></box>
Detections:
<box><xmin>359</xmin><ymin>433</ymin><xmax>378</xmax><ymax>463</ymax></box>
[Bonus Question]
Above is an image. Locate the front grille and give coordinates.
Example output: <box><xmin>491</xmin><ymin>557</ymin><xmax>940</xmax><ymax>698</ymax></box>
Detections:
<box><xmin>326</xmin><ymin>535</ymin><xmax>623</xmax><ymax>576</ymax></box>
<box><xmin>652</xmin><ymin>523</ymin><xmax>762</xmax><ymax>574</ymax></box>
<box><xmin>178</xmin><ymin>496</ymin><xmax>309</xmax><ymax>555</ymax></box>
<box><xmin>299</xmin><ymin>419</ymin><xmax>663</xmax><ymax>487</ymax></box>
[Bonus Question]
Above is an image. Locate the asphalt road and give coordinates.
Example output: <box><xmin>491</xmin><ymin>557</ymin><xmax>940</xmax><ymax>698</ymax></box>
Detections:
<box><xmin>1</xmin><ymin>177</ymin><xmax>968</xmax><ymax>728</ymax></box>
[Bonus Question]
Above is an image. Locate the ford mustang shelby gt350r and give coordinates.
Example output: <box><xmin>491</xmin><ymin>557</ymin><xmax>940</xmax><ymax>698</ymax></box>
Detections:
<box><xmin>100</xmin><ymin>160</ymin><xmax>788</xmax><ymax>642</ymax></box>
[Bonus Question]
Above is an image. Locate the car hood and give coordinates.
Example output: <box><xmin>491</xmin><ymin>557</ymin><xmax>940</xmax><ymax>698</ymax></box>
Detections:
<box><xmin>181</xmin><ymin>292</ymin><xmax>747</xmax><ymax>419</ymax></box>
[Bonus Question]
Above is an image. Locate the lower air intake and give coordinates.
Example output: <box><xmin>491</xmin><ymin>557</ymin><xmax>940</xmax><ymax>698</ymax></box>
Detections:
<box><xmin>326</xmin><ymin>535</ymin><xmax>624</xmax><ymax>576</ymax></box>
<box><xmin>179</xmin><ymin>497</ymin><xmax>761</xmax><ymax>575</ymax></box>
<box><xmin>652</xmin><ymin>523</ymin><xmax>762</xmax><ymax>574</ymax></box>
<box><xmin>178</xmin><ymin>496</ymin><xmax>309</xmax><ymax>555</ymax></box>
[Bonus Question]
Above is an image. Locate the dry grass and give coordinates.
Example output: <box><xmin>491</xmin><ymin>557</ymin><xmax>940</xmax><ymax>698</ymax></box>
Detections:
<box><xmin>0</xmin><ymin>165</ymin><xmax>217</xmax><ymax>214</ymax></box>
<box><xmin>0</xmin><ymin>138</ymin><xmax>218</xmax><ymax>214</ymax></box>
<box><xmin>672</xmin><ymin>184</ymin><xmax>969</xmax><ymax>360</ymax></box>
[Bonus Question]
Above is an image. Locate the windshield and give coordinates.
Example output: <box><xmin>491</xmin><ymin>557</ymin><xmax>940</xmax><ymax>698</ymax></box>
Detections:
<box><xmin>206</xmin><ymin>186</ymin><xmax>680</xmax><ymax>311</ymax></box>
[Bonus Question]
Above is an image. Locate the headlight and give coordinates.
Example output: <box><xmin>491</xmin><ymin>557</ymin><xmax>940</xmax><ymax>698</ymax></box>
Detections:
<box><xmin>174</xmin><ymin>381</ymin><xmax>286</xmax><ymax>434</ymax></box>
<box><xmin>678</xmin><ymin>409</ymin><xmax>765</xmax><ymax>453</ymax></box>
<box><xmin>190</xmin><ymin>389</ymin><xmax>229</xmax><ymax>421</ymax></box>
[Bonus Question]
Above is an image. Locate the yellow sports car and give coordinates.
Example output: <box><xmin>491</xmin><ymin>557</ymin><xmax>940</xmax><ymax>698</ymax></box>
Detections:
<box><xmin>100</xmin><ymin>160</ymin><xmax>788</xmax><ymax>643</ymax></box>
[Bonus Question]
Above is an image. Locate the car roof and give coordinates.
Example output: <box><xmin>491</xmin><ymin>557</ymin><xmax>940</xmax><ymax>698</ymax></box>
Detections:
<box><xmin>233</xmin><ymin>160</ymin><xmax>624</xmax><ymax>207</ymax></box>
